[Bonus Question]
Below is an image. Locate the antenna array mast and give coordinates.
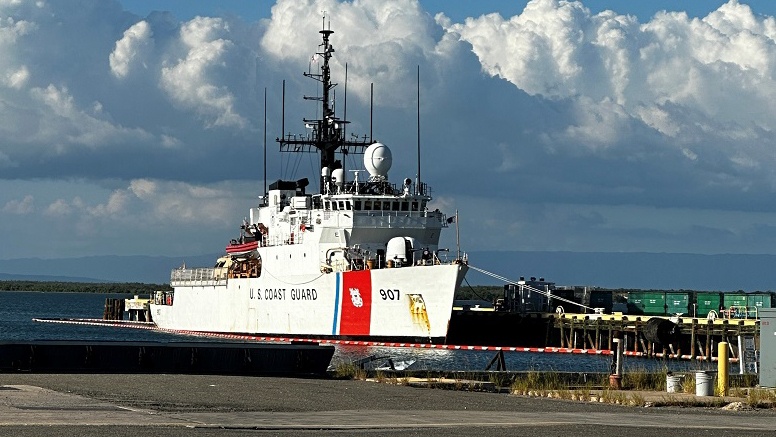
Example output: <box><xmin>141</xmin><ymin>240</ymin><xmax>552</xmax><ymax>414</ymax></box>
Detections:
<box><xmin>276</xmin><ymin>24</ymin><xmax>373</xmax><ymax>190</ymax></box>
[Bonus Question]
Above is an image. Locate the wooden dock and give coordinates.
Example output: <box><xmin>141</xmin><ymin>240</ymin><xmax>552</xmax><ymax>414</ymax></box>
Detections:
<box><xmin>554</xmin><ymin>313</ymin><xmax>759</xmax><ymax>361</ymax></box>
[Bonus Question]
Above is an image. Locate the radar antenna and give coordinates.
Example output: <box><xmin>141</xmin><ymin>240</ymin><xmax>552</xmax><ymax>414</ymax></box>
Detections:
<box><xmin>277</xmin><ymin>24</ymin><xmax>373</xmax><ymax>191</ymax></box>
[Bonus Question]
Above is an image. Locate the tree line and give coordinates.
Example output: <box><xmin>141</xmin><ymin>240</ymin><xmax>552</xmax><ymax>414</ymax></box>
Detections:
<box><xmin>0</xmin><ymin>281</ymin><xmax>171</xmax><ymax>294</ymax></box>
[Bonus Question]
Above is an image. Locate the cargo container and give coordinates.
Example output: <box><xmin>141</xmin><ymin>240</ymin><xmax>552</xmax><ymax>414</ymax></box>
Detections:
<box><xmin>589</xmin><ymin>290</ymin><xmax>613</xmax><ymax>313</ymax></box>
<box><xmin>501</xmin><ymin>278</ymin><xmax>556</xmax><ymax>313</ymax></box>
<box><xmin>747</xmin><ymin>292</ymin><xmax>775</xmax><ymax>318</ymax></box>
<box><xmin>695</xmin><ymin>292</ymin><xmax>722</xmax><ymax>318</ymax></box>
<box><xmin>627</xmin><ymin>291</ymin><xmax>666</xmax><ymax>316</ymax></box>
<box><xmin>548</xmin><ymin>288</ymin><xmax>580</xmax><ymax>312</ymax></box>
<box><xmin>666</xmin><ymin>292</ymin><xmax>691</xmax><ymax>316</ymax></box>
<box><xmin>722</xmin><ymin>293</ymin><xmax>748</xmax><ymax>318</ymax></box>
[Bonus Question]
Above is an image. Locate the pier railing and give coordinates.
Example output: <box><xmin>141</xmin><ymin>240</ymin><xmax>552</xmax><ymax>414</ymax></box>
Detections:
<box><xmin>170</xmin><ymin>267</ymin><xmax>220</xmax><ymax>286</ymax></box>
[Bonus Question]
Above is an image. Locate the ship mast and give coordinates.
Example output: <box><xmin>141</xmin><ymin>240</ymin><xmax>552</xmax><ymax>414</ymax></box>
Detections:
<box><xmin>277</xmin><ymin>25</ymin><xmax>372</xmax><ymax>192</ymax></box>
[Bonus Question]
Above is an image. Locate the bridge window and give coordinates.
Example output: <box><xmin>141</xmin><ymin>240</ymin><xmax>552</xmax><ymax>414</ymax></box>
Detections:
<box><xmin>332</xmin><ymin>201</ymin><xmax>338</xmax><ymax>210</ymax></box>
<box><xmin>401</xmin><ymin>201</ymin><xmax>409</xmax><ymax>211</ymax></box>
<box><xmin>364</xmin><ymin>200</ymin><xmax>372</xmax><ymax>210</ymax></box>
<box><xmin>373</xmin><ymin>201</ymin><xmax>381</xmax><ymax>211</ymax></box>
<box><xmin>412</xmin><ymin>201</ymin><xmax>419</xmax><ymax>211</ymax></box>
<box><xmin>345</xmin><ymin>201</ymin><xmax>352</xmax><ymax>210</ymax></box>
<box><xmin>392</xmin><ymin>201</ymin><xmax>399</xmax><ymax>211</ymax></box>
<box><xmin>338</xmin><ymin>201</ymin><xmax>345</xmax><ymax>210</ymax></box>
<box><xmin>354</xmin><ymin>200</ymin><xmax>361</xmax><ymax>210</ymax></box>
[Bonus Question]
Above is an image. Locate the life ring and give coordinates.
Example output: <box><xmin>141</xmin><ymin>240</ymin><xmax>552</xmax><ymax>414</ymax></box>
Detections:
<box><xmin>300</xmin><ymin>223</ymin><xmax>306</xmax><ymax>232</ymax></box>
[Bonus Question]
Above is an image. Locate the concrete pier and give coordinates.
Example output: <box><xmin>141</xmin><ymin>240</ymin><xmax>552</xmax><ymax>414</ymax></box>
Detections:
<box><xmin>0</xmin><ymin>374</ymin><xmax>773</xmax><ymax>436</ymax></box>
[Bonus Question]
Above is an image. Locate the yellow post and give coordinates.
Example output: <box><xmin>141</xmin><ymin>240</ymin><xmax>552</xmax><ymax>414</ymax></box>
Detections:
<box><xmin>717</xmin><ymin>341</ymin><xmax>729</xmax><ymax>396</ymax></box>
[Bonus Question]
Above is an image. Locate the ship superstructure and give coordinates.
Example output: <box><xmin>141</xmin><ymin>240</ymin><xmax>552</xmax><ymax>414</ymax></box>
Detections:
<box><xmin>150</xmin><ymin>24</ymin><xmax>468</xmax><ymax>343</ymax></box>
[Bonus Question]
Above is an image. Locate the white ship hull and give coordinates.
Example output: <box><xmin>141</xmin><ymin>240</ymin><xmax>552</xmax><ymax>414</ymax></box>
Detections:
<box><xmin>151</xmin><ymin>263</ymin><xmax>467</xmax><ymax>342</ymax></box>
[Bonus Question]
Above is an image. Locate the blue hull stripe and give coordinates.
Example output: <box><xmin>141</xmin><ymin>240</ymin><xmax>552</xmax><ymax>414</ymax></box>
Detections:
<box><xmin>332</xmin><ymin>272</ymin><xmax>341</xmax><ymax>335</ymax></box>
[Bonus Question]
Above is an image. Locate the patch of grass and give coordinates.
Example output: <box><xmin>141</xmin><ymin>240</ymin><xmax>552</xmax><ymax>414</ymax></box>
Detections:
<box><xmin>629</xmin><ymin>392</ymin><xmax>646</xmax><ymax>406</ymax></box>
<box><xmin>526</xmin><ymin>370</ymin><xmax>542</xmax><ymax>388</ymax></box>
<box><xmin>623</xmin><ymin>368</ymin><xmax>663</xmax><ymax>390</ymax></box>
<box><xmin>652</xmin><ymin>395</ymin><xmax>718</xmax><ymax>408</ymax></box>
<box><xmin>600</xmin><ymin>389</ymin><xmax>628</xmax><ymax>405</ymax></box>
<box><xmin>332</xmin><ymin>362</ymin><xmax>367</xmax><ymax>380</ymax></box>
<box><xmin>488</xmin><ymin>372</ymin><xmax>513</xmax><ymax>388</ymax></box>
<box><xmin>573</xmin><ymin>387</ymin><xmax>591</xmax><ymax>402</ymax></box>
<box><xmin>682</xmin><ymin>374</ymin><xmax>695</xmax><ymax>394</ymax></box>
<box><xmin>743</xmin><ymin>373</ymin><xmax>759</xmax><ymax>387</ymax></box>
<box><xmin>747</xmin><ymin>388</ymin><xmax>776</xmax><ymax>408</ymax></box>
<box><xmin>510</xmin><ymin>371</ymin><xmax>571</xmax><ymax>393</ymax></box>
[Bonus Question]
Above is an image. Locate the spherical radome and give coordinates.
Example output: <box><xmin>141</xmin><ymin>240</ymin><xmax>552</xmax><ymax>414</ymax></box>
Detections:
<box><xmin>364</xmin><ymin>142</ymin><xmax>392</xmax><ymax>177</ymax></box>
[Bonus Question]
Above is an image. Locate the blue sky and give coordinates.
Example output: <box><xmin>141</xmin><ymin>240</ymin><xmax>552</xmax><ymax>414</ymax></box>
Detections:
<box><xmin>4</xmin><ymin>0</ymin><xmax>776</xmax><ymax>264</ymax></box>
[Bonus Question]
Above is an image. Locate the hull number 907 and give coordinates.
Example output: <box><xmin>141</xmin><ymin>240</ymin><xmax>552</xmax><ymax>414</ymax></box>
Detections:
<box><xmin>379</xmin><ymin>289</ymin><xmax>401</xmax><ymax>300</ymax></box>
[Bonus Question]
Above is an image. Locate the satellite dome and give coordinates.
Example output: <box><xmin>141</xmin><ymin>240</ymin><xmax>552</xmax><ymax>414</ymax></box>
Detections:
<box><xmin>364</xmin><ymin>142</ymin><xmax>392</xmax><ymax>178</ymax></box>
<box><xmin>331</xmin><ymin>168</ymin><xmax>344</xmax><ymax>187</ymax></box>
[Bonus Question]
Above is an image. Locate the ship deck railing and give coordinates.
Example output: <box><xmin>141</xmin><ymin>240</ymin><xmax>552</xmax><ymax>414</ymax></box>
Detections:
<box><xmin>170</xmin><ymin>267</ymin><xmax>222</xmax><ymax>287</ymax></box>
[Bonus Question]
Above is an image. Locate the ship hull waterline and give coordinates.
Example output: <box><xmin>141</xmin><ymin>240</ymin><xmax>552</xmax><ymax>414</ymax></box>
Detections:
<box><xmin>151</xmin><ymin>263</ymin><xmax>467</xmax><ymax>344</ymax></box>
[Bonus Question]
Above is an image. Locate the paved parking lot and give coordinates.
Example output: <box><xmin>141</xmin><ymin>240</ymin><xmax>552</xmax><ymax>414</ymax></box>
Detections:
<box><xmin>0</xmin><ymin>374</ymin><xmax>774</xmax><ymax>436</ymax></box>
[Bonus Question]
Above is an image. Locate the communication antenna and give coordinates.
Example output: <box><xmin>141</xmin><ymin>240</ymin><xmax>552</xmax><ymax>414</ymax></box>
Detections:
<box><xmin>276</xmin><ymin>24</ymin><xmax>371</xmax><ymax>191</ymax></box>
<box><xmin>343</xmin><ymin>63</ymin><xmax>348</xmax><ymax>165</ymax></box>
<box><xmin>416</xmin><ymin>65</ymin><xmax>421</xmax><ymax>195</ymax></box>
<box><xmin>263</xmin><ymin>87</ymin><xmax>267</xmax><ymax>198</ymax></box>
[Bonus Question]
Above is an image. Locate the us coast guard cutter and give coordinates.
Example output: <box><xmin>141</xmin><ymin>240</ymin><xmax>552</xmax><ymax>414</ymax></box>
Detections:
<box><xmin>150</xmin><ymin>25</ymin><xmax>468</xmax><ymax>343</ymax></box>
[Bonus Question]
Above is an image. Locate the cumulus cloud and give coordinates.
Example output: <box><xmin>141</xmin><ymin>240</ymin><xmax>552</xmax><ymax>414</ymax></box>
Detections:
<box><xmin>88</xmin><ymin>190</ymin><xmax>129</xmax><ymax>217</ymax></box>
<box><xmin>45</xmin><ymin>198</ymin><xmax>74</xmax><ymax>216</ymax></box>
<box><xmin>6</xmin><ymin>0</ymin><xmax>776</xmax><ymax>260</ymax></box>
<box><xmin>160</xmin><ymin>16</ymin><xmax>247</xmax><ymax>128</ymax></box>
<box><xmin>1</xmin><ymin>178</ymin><xmax>254</xmax><ymax>259</ymax></box>
<box><xmin>2</xmin><ymin>194</ymin><xmax>33</xmax><ymax>214</ymax></box>
<box><xmin>27</xmin><ymin>84</ymin><xmax>152</xmax><ymax>151</ymax></box>
<box><xmin>262</xmin><ymin>0</ymin><xmax>444</xmax><ymax>106</ymax></box>
<box><xmin>0</xmin><ymin>15</ymin><xmax>35</xmax><ymax>45</ymax></box>
<box><xmin>160</xmin><ymin>134</ymin><xmax>182</xmax><ymax>148</ymax></box>
<box><xmin>448</xmin><ymin>0</ymin><xmax>776</xmax><ymax>130</ymax></box>
<box><xmin>0</xmin><ymin>1</ymin><xmax>261</xmax><ymax>182</ymax></box>
<box><xmin>4</xmin><ymin>65</ymin><xmax>28</xmax><ymax>88</ymax></box>
<box><xmin>444</xmin><ymin>0</ymin><xmax>776</xmax><ymax>193</ymax></box>
<box><xmin>109</xmin><ymin>20</ymin><xmax>153</xmax><ymax>78</ymax></box>
<box><xmin>74</xmin><ymin>178</ymin><xmax>241</xmax><ymax>225</ymax></box>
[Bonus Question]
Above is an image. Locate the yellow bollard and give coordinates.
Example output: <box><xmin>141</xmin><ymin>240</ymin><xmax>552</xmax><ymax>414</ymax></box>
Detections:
<box><xmin>718</xmin><ymin>341</ymin><xmax>728</xmax><ymax>396</ymax></box>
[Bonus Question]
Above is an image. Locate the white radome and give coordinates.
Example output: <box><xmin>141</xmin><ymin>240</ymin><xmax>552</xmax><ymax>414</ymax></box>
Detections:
<box><xmin>364</xmin><ymin>142</ymin><xmax>392</xmax><ymax>178</ymax></box>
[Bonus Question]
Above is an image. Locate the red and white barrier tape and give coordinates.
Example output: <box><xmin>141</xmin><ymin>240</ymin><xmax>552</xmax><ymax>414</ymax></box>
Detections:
<box><xmin>32</xmin><ymin>317</ymin><xmax>734</xmax><ymax>362</ymax></box>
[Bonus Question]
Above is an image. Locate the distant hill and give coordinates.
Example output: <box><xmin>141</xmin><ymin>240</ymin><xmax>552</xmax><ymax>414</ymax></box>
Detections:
<box><xmin>1</xmin><ymin>251</ymin><xmax>774</xmax><ymax>291</ymax></box>
<box><xmin>0</xmin><ymin>272</ymin><xmax>104</xmax><ymax>282</ymax></box>
<box><xmin>0</xmin><ymin>254</ymin><xmax>219</xmax><ymax>284</ymax></box>
<box><xmin>467</xmin><ymin>251</ymin><xmax>776</xmax><ymax>292</ymax></box>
